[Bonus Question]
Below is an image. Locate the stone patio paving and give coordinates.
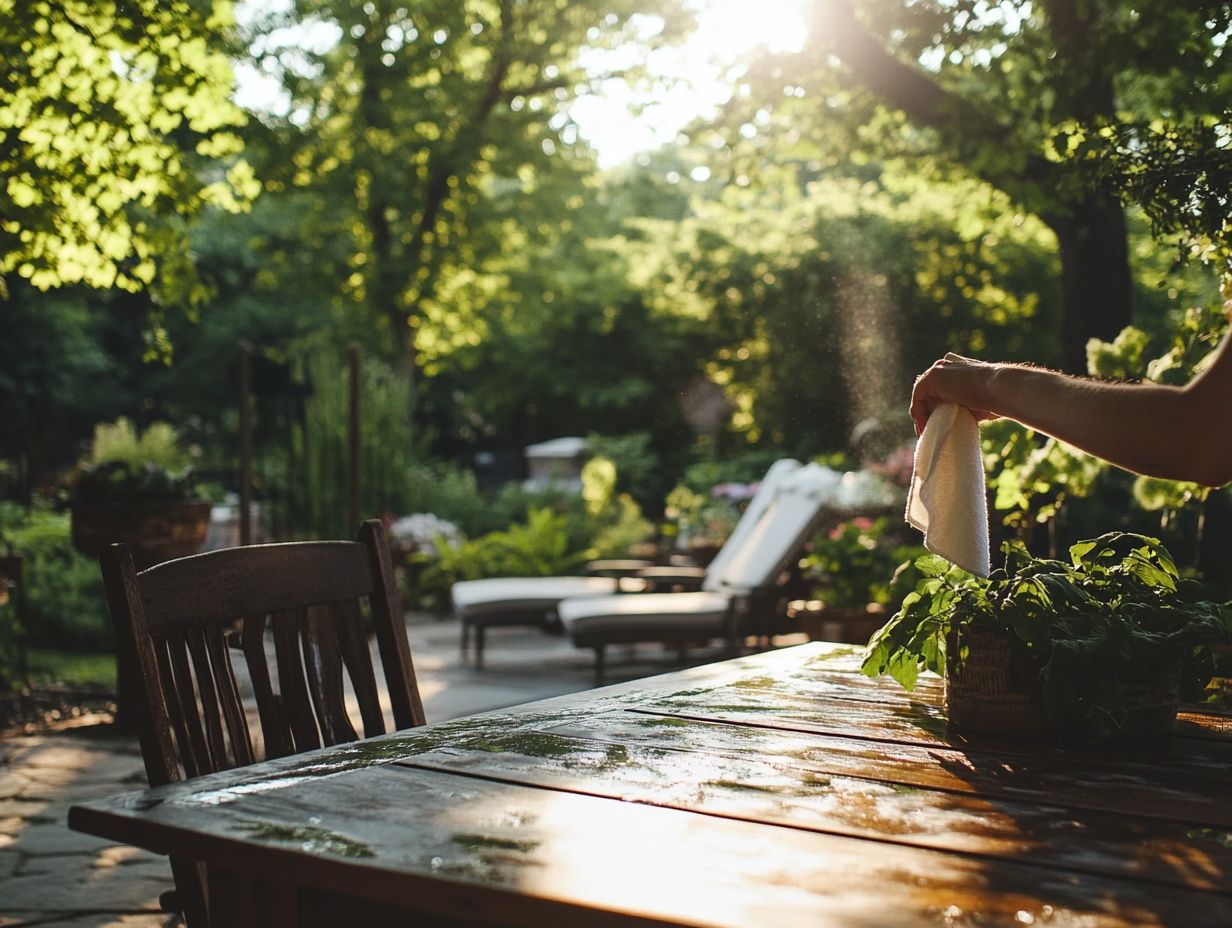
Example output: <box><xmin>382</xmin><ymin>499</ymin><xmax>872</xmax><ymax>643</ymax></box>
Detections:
<box><xmin>0</xmin><ymin>613</ymin><xmax>747</xmax><ymax>927</ymax></box>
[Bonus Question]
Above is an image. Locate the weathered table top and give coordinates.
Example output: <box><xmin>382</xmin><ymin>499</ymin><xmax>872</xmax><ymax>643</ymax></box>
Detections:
<box><xmin>69</xmin><ymin>642</ymin><xmax>1232</xmax><ymax>927</ymax></box>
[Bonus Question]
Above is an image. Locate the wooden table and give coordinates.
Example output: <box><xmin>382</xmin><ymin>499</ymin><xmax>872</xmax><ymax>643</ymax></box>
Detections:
<box><xmin>69</xmin><ymin>643</ymin><xmax>1232</xmax><ymax>927</ymax></box>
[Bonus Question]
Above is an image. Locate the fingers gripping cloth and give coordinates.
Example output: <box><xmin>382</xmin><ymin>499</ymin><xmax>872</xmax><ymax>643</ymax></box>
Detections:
<box><xmin>906</xmin><ymin>403</ymin><xmax>991</xmax><ymax>577</ymax></box>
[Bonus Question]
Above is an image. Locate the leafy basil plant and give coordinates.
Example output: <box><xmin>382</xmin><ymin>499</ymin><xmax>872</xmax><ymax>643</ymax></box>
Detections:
<box><xmin>862</xmin><ymin>533</ymin><xmax>1232</xmax><ymax>740</ymax></box>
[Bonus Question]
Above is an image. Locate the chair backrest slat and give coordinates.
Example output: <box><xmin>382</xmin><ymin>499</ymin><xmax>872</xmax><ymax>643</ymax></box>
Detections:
<box><xmin>154</xmin><ymin>639</ymin><xmax>202</xmax><ymax>779</ymax></box>
<box><xmin>205</xmin><ymin>625</ymin><xmax>254</xmax><ymax>767</ymax></box>
<box><xmin>103</xmin><ymin>519</ymin><xmax>423</xmax><ymax>782</ymax></box>
<box><xmin>165</xmin><ymin>636</ymin><xmax>212</xmax><ymax>777</ymax></box>
<box><xmin>361</xmin><ymin>520</ymin><xmax>426</xmax><ymax>728</ymax></box>
<box><xmin>185</xmin><ymin>630</ymin><xmax>231</xmax><ymax>771</ymax></box>
<box><xmin>240</xmin><ymin>613</ymin><xmax>295</xmax><ymax>759</ymax></box>
<box><xmin>102</xmin><ymin>520</ymin><xmax>424</xmax><ymax>928</ymax></box>
<box><xmin>271</xmin><ymin>607</ymin><xmax>322</xmax><ymax>754</ymax></box>
<box><xmin>301</xmin><ymin>606</ymin><xmax>358</xmax><ymax>747</ymax></box>
<box><xmin>333</xmin><ymin>599</ymin><xmax>386</xmax><ymax>738</ymax></box>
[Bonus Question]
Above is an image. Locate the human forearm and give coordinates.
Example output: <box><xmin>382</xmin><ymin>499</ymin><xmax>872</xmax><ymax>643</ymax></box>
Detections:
<box><xmin>910</xmin><ymin>346</ymin><xmax>1232</xmax><ymax>486</ymax></box>
<box><xmin>984</xmin><ymin>366</ymin><xmax>1229</xmax><ymax>484</ymax></box>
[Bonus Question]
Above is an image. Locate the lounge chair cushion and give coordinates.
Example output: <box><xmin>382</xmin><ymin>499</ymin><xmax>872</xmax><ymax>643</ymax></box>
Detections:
<box><xmin>559</xmin><ymin>591</ymin><xmax>730</xmax><ymax>645</ymax></box>
<box><xmin>702</xmin><ymin>458</ymin><xmax>802</xmax><ymax>593</ymax></box>
<box><xmin>453</xmin><ymin>576</ymin><xmax>620</xmax><ymax>622</ymax></box>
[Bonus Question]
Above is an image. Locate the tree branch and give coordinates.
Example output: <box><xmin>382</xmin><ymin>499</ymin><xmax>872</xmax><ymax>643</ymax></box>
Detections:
<box><xmin>402</xmin><ymin>0</ymin><xmax>514</xmax><ymax>319</ymax></box>
<box><xmin>503</xmin><ymin>75</ymin><xmax>573</xmax><ymax>99</ymax></box>
<box><xmin>813</xmin><ymin>0</ymin><xmax>1058</xmax><ymax>198</ymax></box>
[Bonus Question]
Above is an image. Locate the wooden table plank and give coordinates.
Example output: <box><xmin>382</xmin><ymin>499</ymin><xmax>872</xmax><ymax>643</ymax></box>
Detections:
<box><xmin>396</xmin><ymin>718</ymin><xmax>1232</xmax><ymax>893</ymax></box>
<box><xmin>68</xmin><ymin>642</ymin><xmax>1232</xmax><ymax>927</ymax></box>
<box><xmin>69</xmin><ymin>763</ymin><xmax>1232</xmax><ymax>928</ymax></box>
<box><xmin>607</xmin><ymin>712</ymin><xmax>1232</xmax><ymax>822</ymax></box>
<box><xmin>636</xmin><ymin>660</ymin><xmax>1232</xmax><ymax>767</ymax></box>
<box><xmin>551</xmin><ymin>712</ymin><xmax>1232</xmax><ymax>808</ymax></box>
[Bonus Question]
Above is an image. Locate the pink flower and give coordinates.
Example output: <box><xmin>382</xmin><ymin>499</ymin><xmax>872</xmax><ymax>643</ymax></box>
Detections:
<box><xmin>829</xmin><ymin>517</ymin><xmax>874</xmax><ymax>540</ymax></box>
<box><xmin>869</xmin><ymin>444</ymin><xmax>915</xmax><ymax>488</ymax></box>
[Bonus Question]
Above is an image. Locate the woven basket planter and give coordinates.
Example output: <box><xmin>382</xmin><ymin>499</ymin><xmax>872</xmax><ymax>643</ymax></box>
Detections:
<box><xmin>944</xmin><ymin>624</ymin><xmax>1181</xmax><ymax>740</ymax></box>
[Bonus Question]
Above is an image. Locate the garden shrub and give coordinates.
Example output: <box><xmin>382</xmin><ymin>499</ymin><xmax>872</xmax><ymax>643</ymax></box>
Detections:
<box><xmin>0</xmin><ymin>591</ymin><xmax>19</xmax><ymax>691</ymax></box>
<box><xmin>677</xmin><ymin>448</ymin><xmax>789</xmax><ymax>497</ymax></box>
<box><xmin>399</xmin><ymin>462</ymin><xmax>582</xmax><ymax>539</ymax></box>
<box><xmin>800</xmin><ymin>517</ymin><xmax>926</xmax><ymax>610</ymax></box>
<box><xmin>400</xmin><ymin>463</ymin><xmax>498</xmax><ymax>537</ymax></box>
<box><xmin>403</xmin><ymin>456</ymin><xmax>653</xmax><ymax>612</ymax></box>
<box><xmin>412</xmin><ymin>507</ymin><xmax>589</xmax><ymax>612</ymax></box>
<box><xmin>567</xmin><ymin>456</ymin><xmax>651</xmax><ymax>557</ymax></box>
<box><xmin>586</xmin><ymin>432</ymin><xmax>664</xmax><ymax>514</ymax></box>
<box><xmin>0</xmin><ymin>502</ymin><xmax>111</xmax><ymax>652</ymax></box>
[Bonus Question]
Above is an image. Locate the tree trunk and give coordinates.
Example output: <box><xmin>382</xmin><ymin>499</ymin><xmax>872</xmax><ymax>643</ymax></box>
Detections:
<box><xmin>1048</xmin><ymin>197</ymin><xmax>1134</xmax><ymax>373</ymax></box>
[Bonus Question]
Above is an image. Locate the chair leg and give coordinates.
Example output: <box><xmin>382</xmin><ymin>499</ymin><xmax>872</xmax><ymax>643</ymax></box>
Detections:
<box><xmin>475</xmin><ymin>626</ymin><xmax>485</xmax><ymax>669</ymax></box>
<box><xmin>593</xmin><ymin>645</ymin><xmax>606</xmax><ymax>686</ymax></box>
<box><xmin>460</xmin><ymin>621</ymin><xmax>470</xmax><ymax>659</ymax></box>
<box><xmin>168</xmin><ymin>857</ymin><xmax>208</xmax><ymax>928</ymax></box>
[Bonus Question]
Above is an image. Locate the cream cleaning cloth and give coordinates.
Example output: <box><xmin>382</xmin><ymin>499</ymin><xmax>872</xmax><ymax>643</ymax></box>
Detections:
<box><xmin>906</xmin><ymin>402</ymin><xmax>990</xmax><ymax>577</ymax></box>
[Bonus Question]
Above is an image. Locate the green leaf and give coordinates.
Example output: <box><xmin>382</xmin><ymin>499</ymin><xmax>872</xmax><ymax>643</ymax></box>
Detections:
<box><xmin>915</xmin><ymin>554</ymin><xmax>951</xmax><ymax>578</ymax></box>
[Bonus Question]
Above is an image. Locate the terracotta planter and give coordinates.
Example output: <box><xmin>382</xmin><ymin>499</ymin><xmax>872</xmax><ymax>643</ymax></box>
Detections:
<box><xmin>944</xmin><ymin>624</ymin><xmax>1181</xmax><ymax>740</ymax></box>
<box><xmin>72</xmin><ymin>499</ymin><xmax>212</xmax><ymax>570</ymax></box>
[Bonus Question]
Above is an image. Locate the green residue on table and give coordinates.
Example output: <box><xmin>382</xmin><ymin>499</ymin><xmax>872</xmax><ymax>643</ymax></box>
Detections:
<box><xmin>452</xmin><ymin>833</ymin><xmax>540</xmax><ymax>853</ymax></box>
<box><xmin>731</xmin><ymin>675</ymin><xmax>783</xmax><ymax>690</ymax></box>
<box><xmin>342</xmin><ymin>716</ymin><xmax>528</xmax><ymax>760</ymax></box>
<box><xmin>599</xmin><ymin>743</ymin><xmax>631</xmax><ymax>768</ymax></box>
<box><xmin>235</xmin><ymin>819</ymin><xmax>374</xmax><ymax>858</ymax></box>
<box><xmin>805</xmin><ymin>647</ymin><xmax>863</xmax><ymax>665</ymax></box>
<box><xmin>890</xmin><ymin>707</ymin><xmax>947</xmax><ymax>738</ymax></box>
<box><xmin>636</xmin><ymin>716</ymin><xmax>693</xmax><ymax>728</ymax></box>
<box><xmin>702</xmin><ymin>779</ymin><xmax>785</xmax><ymax>795</ymax></box>
<box><xmin>473</xmin><ymin>731</ymin><xmax>585</xmax><ymax>759</ymax></box>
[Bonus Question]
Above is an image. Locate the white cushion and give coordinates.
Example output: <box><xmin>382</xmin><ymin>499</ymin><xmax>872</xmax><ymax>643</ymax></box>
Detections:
<box><xmin>702</xmin><ymin>459</ymin><xmax>801</xmax><ymax>593</ymax></box>
<box><xmin>716</xmin><ymin>463</ymin><xmax>842</xmax><ymax>592</ymax></box>
<box><xmin>559</xmin><ymin>591</ymin><xmax>730</xmax><ymax>642</ymax></box>
<box><xmin>452</xmin><ymin>576</ymin><xmax>618</xmax><ymax>617</ymax></box>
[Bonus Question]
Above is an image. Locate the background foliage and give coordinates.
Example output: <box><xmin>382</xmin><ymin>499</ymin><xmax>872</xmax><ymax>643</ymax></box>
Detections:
<box><xmin>2</xmin><ymin>1</ymin><xmax>1231</xmax><ymax>686</ymax></box>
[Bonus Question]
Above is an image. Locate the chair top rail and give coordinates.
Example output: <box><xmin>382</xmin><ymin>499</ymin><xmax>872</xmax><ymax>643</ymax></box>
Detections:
<box><xmin>137</xmin><ymin>541</ymin><xmax>374</xmax><ymax>628</ymax></box>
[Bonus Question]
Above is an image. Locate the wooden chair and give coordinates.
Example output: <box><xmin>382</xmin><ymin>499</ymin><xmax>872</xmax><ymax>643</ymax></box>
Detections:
<box><xmin>99</xmin><ymin>519</ymin><xmax>426</xmax><ymax>927</ymax></box>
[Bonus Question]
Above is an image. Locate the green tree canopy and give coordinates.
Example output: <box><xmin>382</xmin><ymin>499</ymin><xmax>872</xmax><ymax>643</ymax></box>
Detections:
<box><xmin>244</xmin><ymin>0</ymin><xmax>692</xmax><ymax>394</ymax></box>
<box><xmin>0</xmin><ymin>0</ymin><xmax>256</xmax><ymax>303</ymax></box>
<box><xmin>720</xmin><ymin>0</ymin><xmax>1232</xmax><ymax>368</ymax></box>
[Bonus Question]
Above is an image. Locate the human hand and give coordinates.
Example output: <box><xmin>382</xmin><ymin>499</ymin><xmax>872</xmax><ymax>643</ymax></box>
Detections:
<box><xmin>909</xmin><ymin>353</ymin><xmax>1000</xmax><ymax>436</ymax></box>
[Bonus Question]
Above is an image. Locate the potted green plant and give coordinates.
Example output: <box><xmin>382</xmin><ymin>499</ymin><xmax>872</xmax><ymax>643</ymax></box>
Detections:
<box><xmin>70</xmin><ymin>419</ymin><xmax>212</xmax><ymax>569</ymax></box>
<box><xmin>861</xmin><ymin>532</ymin><xmax>1232</xmax><ymax>743</ymax></box>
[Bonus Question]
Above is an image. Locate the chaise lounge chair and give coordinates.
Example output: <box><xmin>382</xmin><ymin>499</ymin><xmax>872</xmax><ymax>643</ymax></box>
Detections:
<box><xmin>558</xmin><ymin>462</ymin><xmax>853</xmax><ymax>683</ymax></box>
<box><xmin>451</xmin><ymin>459</ymin><xmax>806</xmax><ymax>668</ymax></box>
